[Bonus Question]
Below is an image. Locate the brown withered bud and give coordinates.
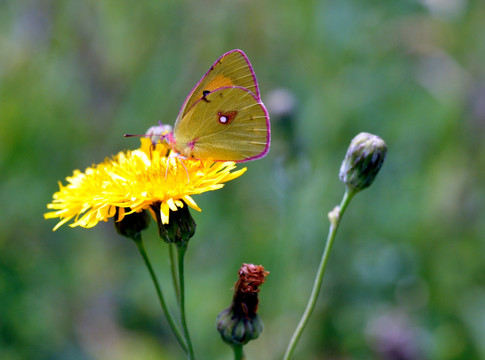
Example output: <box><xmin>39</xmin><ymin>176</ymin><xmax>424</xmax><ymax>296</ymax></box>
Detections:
<box><xmin>216</xmin><ymin>263</ymin><xmax>269</xmax><ymax>345</ymax></box>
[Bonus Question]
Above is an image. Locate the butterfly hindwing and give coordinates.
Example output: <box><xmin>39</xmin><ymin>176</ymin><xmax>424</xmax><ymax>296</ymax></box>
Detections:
<box><xmin>173</xmin><ymin>86</ymin><xmax>270</xmax><ymax>162</ymax></box>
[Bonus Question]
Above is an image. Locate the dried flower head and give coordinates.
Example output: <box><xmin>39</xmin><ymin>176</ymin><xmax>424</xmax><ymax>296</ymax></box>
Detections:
<box><xmin>216</xmin><ymin>263</ymin><xmax>269</xmax><ymax>345</ymax></box>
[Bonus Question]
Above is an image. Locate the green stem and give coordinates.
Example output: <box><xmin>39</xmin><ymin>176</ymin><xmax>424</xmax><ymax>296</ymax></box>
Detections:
<box><xmin>232</xmin><ymin>344</ymin><xmax>245</xmax><ymax>360</ymax></box>
<box><xmin>133</xmin><ymin>236</ymin><xmax>188</xmax><ymax>353</ymax></box>
<box><xmin>283</xmin><ymin>187</ymin><xmax>356</xmax><ymax>360</ymax></box>
<box><xmin>169</xmin><ymin>244</ymin><xmax>181</xmax><ymax>304</ymax></box>
<box><xmin>177</xmin><ymin>243</ymin><xmax>196</xmax><ymax>359</ymax></box>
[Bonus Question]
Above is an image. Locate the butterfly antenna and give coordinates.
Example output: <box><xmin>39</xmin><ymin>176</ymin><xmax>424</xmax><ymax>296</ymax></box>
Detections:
<box><xmin>125</xmin><ymin>124</ymin><xmax>174</xmax><ymax>146</ymax></box>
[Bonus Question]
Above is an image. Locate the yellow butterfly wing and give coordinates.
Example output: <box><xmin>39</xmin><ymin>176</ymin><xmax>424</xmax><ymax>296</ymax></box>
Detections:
<box><xmin>173</xmin><ymin>86</ymin><xmax>270</xmax><ymax>162</ymax></box>
<box><xmin>175</xmin><ymin>49</ymin><xmax>261</xmax><ymax>124</ymax></box>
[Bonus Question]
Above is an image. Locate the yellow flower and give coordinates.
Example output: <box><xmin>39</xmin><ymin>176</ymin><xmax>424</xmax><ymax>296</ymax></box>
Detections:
<box><xmin>45</xmin><ymin>138</ymin><xmax>247</xmax><ymax>230</ymax></box>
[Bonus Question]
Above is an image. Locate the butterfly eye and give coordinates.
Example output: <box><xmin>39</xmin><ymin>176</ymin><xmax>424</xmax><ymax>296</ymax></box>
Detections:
<box><xmin>217</xmin><ymin>111</ymin><xmax>237</xmax><ymax>124</ymax></box>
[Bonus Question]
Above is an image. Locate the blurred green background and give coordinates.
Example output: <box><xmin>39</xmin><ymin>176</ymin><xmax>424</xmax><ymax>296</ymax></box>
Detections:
<box><xmin>2</xmin><ymin>0</ymin><xmax>485</xmax><ymax>359</ymax></box>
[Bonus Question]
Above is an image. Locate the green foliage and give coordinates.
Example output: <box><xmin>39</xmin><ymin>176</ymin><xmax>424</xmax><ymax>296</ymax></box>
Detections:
<box><xmin>2</xmin><ymin>0</ymin><xmax>485</xmax><ymax>359</ymax></box>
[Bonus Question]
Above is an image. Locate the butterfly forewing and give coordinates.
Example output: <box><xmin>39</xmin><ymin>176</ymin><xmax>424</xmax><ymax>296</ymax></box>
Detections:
<box><xmin>175</xmin><ymin>50</ymin><xmax>260</xmax><ymax>124</ymax></box>
<box><xmin>173</xmin><ymin>87</ymin><xmax>270</xmax><ymax>162</ymax></box>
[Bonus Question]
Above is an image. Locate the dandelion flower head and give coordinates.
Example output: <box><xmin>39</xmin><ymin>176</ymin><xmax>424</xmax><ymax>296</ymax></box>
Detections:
<box><xmin>45</xmin><ymin>134</ymin><xmax>247</xmax><ymax>230</ymax></box>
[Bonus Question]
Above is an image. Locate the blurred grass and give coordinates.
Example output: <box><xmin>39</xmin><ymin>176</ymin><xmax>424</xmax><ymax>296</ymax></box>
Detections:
<box><xmin>1</xmin><ymin>0</ymin><xmax>485</xmax><ymax>359</ymax></box>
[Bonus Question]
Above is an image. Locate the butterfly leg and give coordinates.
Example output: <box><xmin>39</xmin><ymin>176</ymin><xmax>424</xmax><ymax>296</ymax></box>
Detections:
<box><xmin>164</xmin><ymin>154</ymin><xmax>191</xmax><ymax>184</ymax></box>
<box><xmin>164</xmin><ymin>157</ymin><xmax>170</xmax><ymax>180</ymax></box>
<box><xmin>177</xmin><ymin>157</ymin><xmax>191</xmax><ymax>184</ymax></box>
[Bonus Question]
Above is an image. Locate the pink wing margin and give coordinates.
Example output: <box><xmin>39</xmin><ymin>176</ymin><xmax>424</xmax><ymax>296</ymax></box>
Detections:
<box><xmin>242</xmin><ymin>94</ymin><xmax>271</xmax><ymax>162</ymax></box>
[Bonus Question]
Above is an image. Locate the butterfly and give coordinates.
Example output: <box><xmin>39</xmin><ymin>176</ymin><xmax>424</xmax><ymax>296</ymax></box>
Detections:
<box><xmin>164</xmin><ymin>49</ymin><xmax>270</xmax><ymax>162</ymax></box>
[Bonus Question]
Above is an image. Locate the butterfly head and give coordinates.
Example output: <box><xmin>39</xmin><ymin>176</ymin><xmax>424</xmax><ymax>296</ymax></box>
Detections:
<box><xmin>145</xmin><ymin>123</ymin><xmax>174</xmax><ymax>146</ymax></box>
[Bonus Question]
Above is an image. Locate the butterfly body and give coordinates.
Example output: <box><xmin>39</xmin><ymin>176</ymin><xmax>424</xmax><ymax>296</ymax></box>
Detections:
<box><xmin>168</xmin><ymin>49</ymin><xmax>270</xmax><ymax>162</ymax></box>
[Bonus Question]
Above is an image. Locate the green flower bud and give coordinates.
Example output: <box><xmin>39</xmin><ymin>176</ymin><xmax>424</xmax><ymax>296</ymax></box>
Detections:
<box><xmin>151</xmin><ymin>201</ymin><xmax>196</xmax><ymax>246</ymax></box>
<box><xmin>114</xmin><ymin>208</ymin><xmax>150</xmax><ymax>241</ymax></box>
<box><xmin>216</xmin><ymin>264</ymin><xmax>268</xmax><ymax>346</ymax></box>
<box><xmin>339</xmin><ymin>132</ymin><xmax>387</xmax><ymax>192</ymax></box>
<box><xmin>216</xmin><ymin>307</ymin><xmax>263</xmax><ymax>345</ymax></box>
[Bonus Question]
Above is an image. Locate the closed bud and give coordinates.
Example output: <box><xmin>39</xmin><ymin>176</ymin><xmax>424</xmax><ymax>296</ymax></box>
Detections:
<box><xmin>114</xmin><ymin>208</ymin><xmax>150</xmax><ymax>241</ymax></box>
<box><xmin>216</xmin><ymin>307</ymin><xmax>263</xmax><ymax>346</ymax></box>
<box><xmin>339</xmin><ymin>132</ymin><xmax>387</xmax><ymax>192</ymax></box>
<box><xmin>151</xmin><ymin>201</ymin><xmax>196</xmax><ymax>246</ymax></box>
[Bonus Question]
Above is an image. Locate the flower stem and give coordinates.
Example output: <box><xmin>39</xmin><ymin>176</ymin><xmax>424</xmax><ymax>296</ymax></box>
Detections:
<box><xmin>169</xmin><ymin>244</ymin><xmax>181</xmax><ymax>304</ymax></box>
<box><xmin>133</xmin><ymin>236</ymin><xmax>188</xmax><ymax>353</ymax></box>
<box><xmin>283</xmin><ymin>187</ymin><xmax>356</xmax><ymax>360</ymax></box>
<box><xmin>232</xmin><ymin>344</ymin><xmax>245</xmax><ymax>360</ymax></box>
<box><xmin>177</xmin><ymin>243</ymin><xmax>196</xmax><ymax>359</ymax></box>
